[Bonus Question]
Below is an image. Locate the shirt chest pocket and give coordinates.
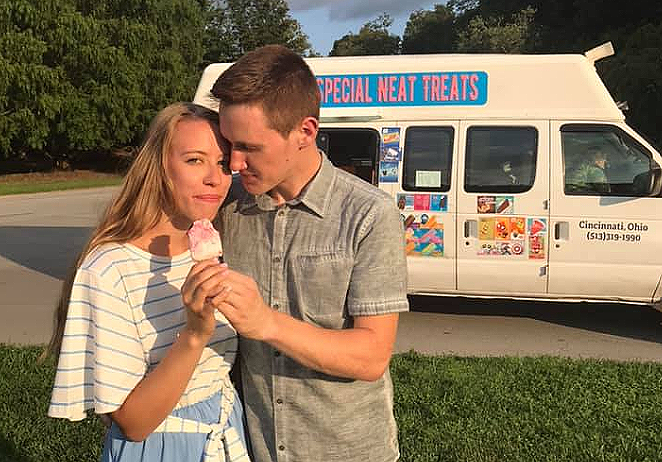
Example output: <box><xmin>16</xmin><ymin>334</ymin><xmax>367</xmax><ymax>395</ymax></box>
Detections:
<box><xmin>290</xmin><ymin>252</ymin><xmax>353</xmax><ymax>330</ymax></box>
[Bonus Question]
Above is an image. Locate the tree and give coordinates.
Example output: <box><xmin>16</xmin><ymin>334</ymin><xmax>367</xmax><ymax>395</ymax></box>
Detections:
<box><xmin>330</xmin><ymin>14</ymin><xmax>401</xmax><ymax>56</ymax></box>
<box><xmin>402</xmin><ymin>4</ymin><xmax>457</xmax><ymax>54</ymax></box>
<box><xmin>455</xmin><ymin>0</ymin><xmax>662</xmax><ymax>52</ymax></box>
<box><xmin>0</xmin><ymin>0</ymin><xmax>71</xmax><ymax>161</ymax></box>
<box><xmin>600</xmin><ymin>22</ymin><xmax>662</xmax><ymax>148</ymax></box>
<box><xmin>203</xmin><ymin>0</ymin><xmax>314</xmax><ymax>64</ymax></box>
<box><xmin>456</xmin><ymin>6</ymin><xmax>538</xmax><ymax>53</ymax></box>
<box><xmin>0</xmin><ymin>0</ymin><xmax>207</xmax><ymax>165</ymax></box>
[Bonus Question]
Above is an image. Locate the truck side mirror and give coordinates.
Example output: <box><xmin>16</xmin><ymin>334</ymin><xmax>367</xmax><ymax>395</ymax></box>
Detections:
<box><xmin>633</xmin><ymin>166</ymin><xmax>662</xmax><ymax>196</ymax></box>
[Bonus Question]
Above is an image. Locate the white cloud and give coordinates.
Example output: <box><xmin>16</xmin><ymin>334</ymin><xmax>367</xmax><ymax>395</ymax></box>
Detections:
<box><xmin>288</xmin><ymin>0</ymin><xmax>436</xmax><ymax>21</ymax></box>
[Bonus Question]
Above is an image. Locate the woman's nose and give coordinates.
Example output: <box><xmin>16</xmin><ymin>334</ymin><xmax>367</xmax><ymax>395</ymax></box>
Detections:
<box><xmin>204</xmin><ymin>163</ymin><xmax>223</xmax><ymax>185</ymax></box>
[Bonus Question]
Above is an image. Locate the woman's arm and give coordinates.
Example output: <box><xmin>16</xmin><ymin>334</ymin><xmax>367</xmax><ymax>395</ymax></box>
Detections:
<box><xmin>110</xmin><ymin>330</ymin><xmax>208</xmax><ymax>441</ymax></box>
<box><xmin>111</xmin><ymin>260</ymin><xmax>230</xmax><ymax>441</ymax></box>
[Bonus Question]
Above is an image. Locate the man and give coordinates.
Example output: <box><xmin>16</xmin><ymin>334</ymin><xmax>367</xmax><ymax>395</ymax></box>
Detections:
<box><xmin>207</xmin><ymin>45</ymin><xmax>409</xmax><ymax>462</ymax></box>
<box><xmin>567</xmin><ymin>146</ymin><xmax>610</xmax><ymax>193</ymax></box>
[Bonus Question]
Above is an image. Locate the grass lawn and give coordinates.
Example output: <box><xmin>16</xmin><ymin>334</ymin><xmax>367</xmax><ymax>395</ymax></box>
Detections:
<box><xmin>2</xmin><ymin>346</ymin><xmax>662</xmax><ymax>462</ymax></box>
<box><xmin>0</xmin><ymin>171</ymin><xmax>123</xmax><ymax>196</ymax></box>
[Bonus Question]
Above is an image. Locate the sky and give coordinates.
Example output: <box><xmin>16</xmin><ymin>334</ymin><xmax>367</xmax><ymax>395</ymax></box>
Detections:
<box><xmin>287</xmin><ymin>0</ymin><xmax>441</xmax><ymax>56</ymax></box>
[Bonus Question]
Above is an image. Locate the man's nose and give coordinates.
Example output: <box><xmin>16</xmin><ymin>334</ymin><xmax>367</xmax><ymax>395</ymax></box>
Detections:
<box><xmin>230</xmin><ymin>150</ymin><xmax>247</xmax><ymax>171</ymax></box>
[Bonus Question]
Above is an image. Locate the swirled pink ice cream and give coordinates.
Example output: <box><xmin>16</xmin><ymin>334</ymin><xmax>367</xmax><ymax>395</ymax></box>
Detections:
<box><xmin>187</xmin><ymin>219</ymin><xmax>223</xmax><ymax>261</ymax></box>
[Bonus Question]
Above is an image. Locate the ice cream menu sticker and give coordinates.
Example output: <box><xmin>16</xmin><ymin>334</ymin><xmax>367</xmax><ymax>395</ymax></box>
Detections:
<box><xmin>528</xmin><ymin>218</ymin><xmax>547</xmax><ymax>260</ymax></box>
<box><xmin>379</xmin><ymin>161</ymin><xmax>399</xmax><ymax>183</ymax></box>
<box><xmin>381</xmin><ymin>128</ymin><xmax>401</xmax><ymax>161</ymax></box>
<box><xmin>403</xmin><ymin>213</ymin><xmax>444</xmax><ymax>257</ymax></box>
<box><xmin>477</xmin><ymin>195</ymin><xmax>514</xmax><ymax>214</ymax></box>
<box><xmin>477</xmin><ymin>216</ymin><xmax>543</xmax><ymax>257</ymax></box>
<box><xmin>397</xmin><ymin>194</ymin><xmax>448</xmax><ymax>212</ymax></box>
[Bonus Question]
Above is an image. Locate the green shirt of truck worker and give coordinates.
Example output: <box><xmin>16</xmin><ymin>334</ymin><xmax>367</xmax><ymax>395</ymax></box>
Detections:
<box><xmin>567</xmin><ymin>147</ymin><xmax>610</xmax><ymax>193</ymax></box>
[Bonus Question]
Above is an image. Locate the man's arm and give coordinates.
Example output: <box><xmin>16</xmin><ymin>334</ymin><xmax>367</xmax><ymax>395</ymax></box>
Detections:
<box><xmin>211</xmin><ymin>269</ymin><xmax>399</xmax><ymax>381</ymax></box>
<box><xmin>266</xmin><ymin>312</ymin><xmax>399</xmax><ymax>381</ymax></box>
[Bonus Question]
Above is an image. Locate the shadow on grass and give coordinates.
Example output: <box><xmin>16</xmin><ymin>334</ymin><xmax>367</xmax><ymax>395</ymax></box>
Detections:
<box><xmin>409</xmin><ymin>294</ymin><xmax>662</xmax><ymax>345</ymax></box>
<box><xmin>0</xmin><ymin>435</ymin><xmax>34</xmax><ymax>462</ymax></box>
<box><xmin>0</xmin><ymin>226</ymin><xmax>92</xmax><ymax>280</ymax></box>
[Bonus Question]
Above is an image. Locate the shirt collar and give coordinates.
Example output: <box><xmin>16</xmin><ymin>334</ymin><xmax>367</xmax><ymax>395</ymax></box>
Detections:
<box><xmin>237</xmin><ymin>152</ymin><xmax>335</xmax><ymax>218</ymax></box>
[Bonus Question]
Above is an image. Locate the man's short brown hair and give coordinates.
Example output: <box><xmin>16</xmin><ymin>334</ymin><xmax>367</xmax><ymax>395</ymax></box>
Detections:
<box><xmin>211</xmin><ymin>45</ymin><xmax>320</xmax><ymax>137</ymax></box>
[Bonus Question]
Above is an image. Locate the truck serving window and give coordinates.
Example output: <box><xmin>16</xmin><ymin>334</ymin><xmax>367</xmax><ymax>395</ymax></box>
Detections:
<box><xmin>316</xmin><ymin>128</ymin><xmax>379</xmax><ymax>184</ymax></box>
<box><xmin>464</xmin><ymin>126</ymin><xmax>538</xmax><ymax>194</ymax></box>
<box><xmin>402</xmin><ymin>126</ymin><xmax>453</xmax><ymax>192</ymax></box>
<box><xmin>562</xmin><ymin>124</ymin><xmax>656</xmax><ymax>197</ymax></box>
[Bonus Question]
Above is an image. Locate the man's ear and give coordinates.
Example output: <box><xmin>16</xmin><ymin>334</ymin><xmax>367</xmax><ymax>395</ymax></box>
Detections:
<box><xmin>297</xmin><ymin>116</ymin><xmax>319</xmax><ymax>150</ymax></box>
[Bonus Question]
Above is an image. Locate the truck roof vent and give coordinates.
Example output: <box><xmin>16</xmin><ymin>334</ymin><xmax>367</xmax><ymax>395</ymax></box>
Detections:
<box><xmin>585</xmin><ymin>42</ymin><xmax>615</xmax><ymax>64</ymax></box>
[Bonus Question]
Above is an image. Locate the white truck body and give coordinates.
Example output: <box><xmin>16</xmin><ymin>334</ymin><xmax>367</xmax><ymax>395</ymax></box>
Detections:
<box><xmin>195</xmin><ymin>44</ymin><xmax>662</xmax><ymax>307</ymax></box>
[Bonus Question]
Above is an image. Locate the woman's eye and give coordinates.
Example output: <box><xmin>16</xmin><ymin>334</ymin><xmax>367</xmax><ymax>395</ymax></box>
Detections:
<box><xmin>186</xmin><ymin>158</ymin><xmax>202</xmax><ymax>164</ymax></box>
<box><xmin>219</xmin><ymin>159</ymin><xmax>231</xmax><ymax>173</ymax></box>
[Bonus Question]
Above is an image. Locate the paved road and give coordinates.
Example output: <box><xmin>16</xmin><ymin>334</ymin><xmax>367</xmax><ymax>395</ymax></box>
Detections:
<box><xmin>0</xmin><ymin>187</ymin><xmax>118</xmax><ymax>345</ymax></box>
<box><xmin>2</xmin><ymin>187</ymin><xmax>662</xmax><ymax>362</ymax></box>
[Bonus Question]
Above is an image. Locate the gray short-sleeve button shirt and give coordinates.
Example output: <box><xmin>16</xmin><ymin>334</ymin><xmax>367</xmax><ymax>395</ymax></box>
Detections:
<box><xmin>217</xmin><ymin>155</ymin><xmax>409</xmax><ymax>462</ymax></box>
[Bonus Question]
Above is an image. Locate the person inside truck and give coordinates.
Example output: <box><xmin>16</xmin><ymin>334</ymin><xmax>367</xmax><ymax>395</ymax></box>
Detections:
<box><xmin>566</xmin><ymin>145</ymin><xmax>611</xmax><ymax>194</ymax></box>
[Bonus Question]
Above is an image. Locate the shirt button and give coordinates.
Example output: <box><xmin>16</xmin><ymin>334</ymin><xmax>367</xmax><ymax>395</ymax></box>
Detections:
<box><xmin>276</xmin><ymin>398</ymin><xmax>283</xmax><ymax>404</ymax></box>
<box><xmin>278</xmin><ymin>445</ymin><xmax>285</xmax><ymax>451</ymax></box>
<box><xmin>274</xmin><ymin>350</ymin><xmax>281</xmax><ymax>357</ymax></box>
<box><xmin>277</xmin><ymin>210</ymin><xmax>285</xmax><ymax>217</ymax></box>
<box><xmin>273</xmin><ymin>256</ymin><xmax>281</xmax><ymax>263</ymax></box>
<box><xmin>273</xmin><ymin>303</ymin><xmax>279</xmax><ymax>310</ymax></box>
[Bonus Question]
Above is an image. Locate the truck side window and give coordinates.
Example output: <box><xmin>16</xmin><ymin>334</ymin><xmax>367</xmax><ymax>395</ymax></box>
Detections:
<box><xmin>402</xmin><ymin>126</ymin><xmax>453</xmax><ymax>192</ymax></box>
<box><xmin>465</xmin><ymin>127</ymin><xmax>538</xmax><ymax>194</ymax></box>
<box><xmin>317</xmin><ymin>128</ymin><xmax>380</xmax><ymax>184</ymax></box>
<box><xmin>562</xmin><ymin>124</ymin><xmax>655</xmax><ymax>197</ymax></box>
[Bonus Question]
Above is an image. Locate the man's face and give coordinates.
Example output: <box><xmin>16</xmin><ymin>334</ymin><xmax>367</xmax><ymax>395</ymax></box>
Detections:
<box><xmin>594</xmin><ymin>153</ymin><xmax>607</xmax><ymax>169</ymax></box>
<box><xmin>219</xmin><ymin>104</ymin><xmax>299</xmax><ymax>196</ymax></box>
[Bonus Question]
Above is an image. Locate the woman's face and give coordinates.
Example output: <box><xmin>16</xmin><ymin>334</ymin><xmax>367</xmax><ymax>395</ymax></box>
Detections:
<box><xmin>165</xmin><ymin>118</ymin><xmax>231</xmax><ymax>225</ymax></box>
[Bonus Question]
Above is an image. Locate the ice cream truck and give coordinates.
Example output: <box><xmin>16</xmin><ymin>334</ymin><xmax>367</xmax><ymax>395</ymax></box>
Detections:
<box><xmin>194</xmin><ymin>43</ymin><xmax>662</xmax><ymax>308</ymax></box>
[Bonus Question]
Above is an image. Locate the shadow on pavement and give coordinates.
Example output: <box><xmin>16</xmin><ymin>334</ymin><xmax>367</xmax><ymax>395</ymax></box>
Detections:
<box><xmin>409</xmin><ymin>294</ymin><xmax>662</xmax><ymax>345</ymax></box>
<box><xmin>0</xmin><ymin>226</ymin><xmax>92</xmax><ymax>280</ymax></box>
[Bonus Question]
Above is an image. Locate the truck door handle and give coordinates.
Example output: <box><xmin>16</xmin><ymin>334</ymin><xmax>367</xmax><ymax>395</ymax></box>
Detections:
<box><xmin>554</xmin><ymin>221</ymin><xmax>569</xmax><ymax>240</ymax></box>
<box><xmin>464</xmin><ymin>219</ymin><xmax>477</xmax><ymax>238</ymax></box>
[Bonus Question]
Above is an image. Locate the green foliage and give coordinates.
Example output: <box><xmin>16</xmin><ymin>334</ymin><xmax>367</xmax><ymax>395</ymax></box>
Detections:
<box><xmin>203</xmin><ymin>0</ymin><xmax>313</xmax><ymax>64</ymax></box>
<box><xmin>445</xmin><ymin>0</ymin><xmax>662</xmax><ymax>145</ymax></box>
<box><xmin>330</xmin><ymin>14</ymin><xmax>401</xmax><ymax>57</ymax></box>
<box><xmin>456</xmin><ymin>6</ymin><xmax>538</xmax><ymax>53</ymax></box>
<box><xmin>0</xmin><ymin>0</ymin><xmax>206</xmax><ymax>163</ymax></box>
<box><xmin>402</xmin><ymin>4</ymin><xmax>457</xmax><ymax>54</ymax></box>
<box><xmin>600</xmin><ymin>22</ymin><xmax>662</xmax><ymax>149</ymax></box>
<box><xmin>0</xmin><ymin>0</ymin><xmax>67</xmax><ymax>158</ymax></box>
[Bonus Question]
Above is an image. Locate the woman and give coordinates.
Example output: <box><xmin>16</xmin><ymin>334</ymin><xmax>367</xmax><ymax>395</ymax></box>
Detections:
<box><xmin>44</xmin><ymin>102</ymin><xmax>249</xmax><ymax>462</ymax></box>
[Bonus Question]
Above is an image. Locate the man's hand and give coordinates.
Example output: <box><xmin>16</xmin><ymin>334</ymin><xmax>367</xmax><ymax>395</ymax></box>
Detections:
<box><xmin>209</xmin><ymin>269</ymin><xmax>277</xmax><ymax>341</ymax></box>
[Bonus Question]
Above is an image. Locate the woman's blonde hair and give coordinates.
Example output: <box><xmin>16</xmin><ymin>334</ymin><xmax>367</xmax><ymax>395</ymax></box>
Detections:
<box><xmin>42</xmin><ymin>102</ymin><xmax>220</xmax><ymax>360</ymax></box>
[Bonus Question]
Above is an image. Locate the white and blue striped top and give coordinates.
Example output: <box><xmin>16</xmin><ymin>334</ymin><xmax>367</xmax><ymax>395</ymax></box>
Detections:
<box><xmin>48</xmin><ymin>242</ymin><xmax>238</xmax><ymax>421</ymax></box>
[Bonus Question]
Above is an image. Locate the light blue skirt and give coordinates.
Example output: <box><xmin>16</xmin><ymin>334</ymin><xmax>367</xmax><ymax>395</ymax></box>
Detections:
<box><xmin>101</xmin><ymin>389</ymin><xmax>247</xmax><ymax>462</ymax></box>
